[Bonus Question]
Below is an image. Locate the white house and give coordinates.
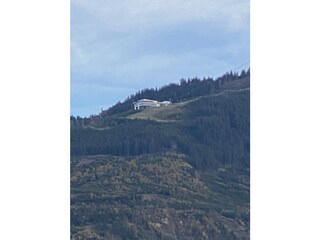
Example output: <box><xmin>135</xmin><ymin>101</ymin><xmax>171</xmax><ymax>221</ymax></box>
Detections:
<box><xmin>160</xmin><ymin>101</ymin><xmax>171</xmax><ymax>107</ymax></box>
<box><xmin>133</xmin><ymin>99</ymin><xmax>171</xmax><ymax>110</ymax></box>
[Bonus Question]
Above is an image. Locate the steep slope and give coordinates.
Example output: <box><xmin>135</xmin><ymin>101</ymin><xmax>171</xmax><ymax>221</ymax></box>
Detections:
<box><xmin>127</xmin><ymin>88</ymin><xmax>249</xmax><ymax>122</ymax></box>
<box><xmin>71</xmin><ymin>87</ymin><xmax>249</xmax><ymax>171</ymax></box>
<box><xmin>102</xmin><ymin>70</ymin><xmax>249</xmax><ymax>116</ymax></box>
<box><xmin>71</xmin><ymin>72</ymin><xmax>250</xmax><ymax>239</ymax></box>
<box><xmin>71</xmin><ymin>153</ymin><xmax>249</xmax><ymax>240</ymax></box>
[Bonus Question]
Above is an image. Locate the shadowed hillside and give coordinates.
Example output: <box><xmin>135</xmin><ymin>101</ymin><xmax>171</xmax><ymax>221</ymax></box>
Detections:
<box><xmin>71</xmin><ymin>70</ymin><xmax>250</xmax><ymax>240</ymax></box>
<box><xmin>71</xmin><ymin>153</ymin><xmax>249</xmax><ymax>240</ymax></box>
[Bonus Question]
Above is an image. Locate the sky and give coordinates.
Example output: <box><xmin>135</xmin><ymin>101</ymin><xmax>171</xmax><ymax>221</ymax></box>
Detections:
<box><xmin>71</xmin><ymin>0</ymin><xmax>250</xmax><ymax>117</ymax></box>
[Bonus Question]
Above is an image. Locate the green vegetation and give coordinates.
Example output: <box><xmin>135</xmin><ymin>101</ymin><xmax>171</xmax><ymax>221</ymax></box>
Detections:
<box><xmin>71</xmin><ymin>70</ymin><xmax>250</xmax><ymax>239</ymax></box>
<box><xmin>71</xmin><ymin>153</ymin><xmax>249</xmax><ymax>240</ymax></box>
<box><xmin>71</xmin><ymin>89</ymin><xmax>249</xmax><ymax>171</ymax></box>
<box><xmin>101</xmin><ymin>69</ymin><xmax>249</xmax><ymax>116</ymax></box>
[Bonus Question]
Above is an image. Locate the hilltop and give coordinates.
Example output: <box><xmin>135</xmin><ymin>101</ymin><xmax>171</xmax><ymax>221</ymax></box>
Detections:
<box><xmin>127</xmin><ymin>87</ymin><xmax>249</xmax><ymax>122</ymax></box>
<box><xmin>71</xmin><ymin>70</ymin><xmax>250</xmax><ymax>239</ymax></box>
<box><xmin>99</xmin><ymin>69</ymin><xmax>249</xmax><ymax>117</ymax></box>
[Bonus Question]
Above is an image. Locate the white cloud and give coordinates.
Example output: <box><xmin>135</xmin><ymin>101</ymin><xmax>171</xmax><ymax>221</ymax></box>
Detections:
<box><xmin>72</xmin><ymin>0</ymin><xmax>249</xmax><ymax>33</ymax></box>
<box><xmin>71</xmin><ymin>0</ymin><xmax>250</xmax><ymax>116</ymax></box>
<box><xmin>71</xmin><ymin>0</ymin><xmax>249</xmax><ymax>74</ymax></box>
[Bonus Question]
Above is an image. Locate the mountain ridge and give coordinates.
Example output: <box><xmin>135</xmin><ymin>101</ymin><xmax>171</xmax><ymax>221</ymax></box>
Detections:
<box><xmin>71</xmin><ymin>70</ymin><xmax>250</xmax><ymax>239</ymax></box>
<box><xmin>97</xmin><ymin>69</ymin><xmax>249</xmax><ymax>117</ymax></box>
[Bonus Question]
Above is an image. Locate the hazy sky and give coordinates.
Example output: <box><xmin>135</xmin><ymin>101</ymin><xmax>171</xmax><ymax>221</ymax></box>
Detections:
<box><xmin>71</xmin><ymin>0</ymin><xmax>250</xmax><ymax>117</ymax></box>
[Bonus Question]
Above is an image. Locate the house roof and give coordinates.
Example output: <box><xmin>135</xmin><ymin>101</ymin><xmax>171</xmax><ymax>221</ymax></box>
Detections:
<box><xmin>137</xmin><ymin>99</ymin><xmax>157</xmax><ymax>102</ymax></box>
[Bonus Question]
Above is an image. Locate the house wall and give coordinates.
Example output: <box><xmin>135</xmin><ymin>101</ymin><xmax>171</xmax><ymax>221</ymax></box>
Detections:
<box><xmin>134</xmin><ymin>99</ymin><xmax>171</xmax><ymax>110</ymax></box>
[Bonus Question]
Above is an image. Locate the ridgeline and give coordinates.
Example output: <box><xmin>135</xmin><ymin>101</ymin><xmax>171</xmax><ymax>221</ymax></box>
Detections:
<box><xmin>71</xmin><ymin>69</ymin><xmax>250</xmax><ymax>240</ymax></box>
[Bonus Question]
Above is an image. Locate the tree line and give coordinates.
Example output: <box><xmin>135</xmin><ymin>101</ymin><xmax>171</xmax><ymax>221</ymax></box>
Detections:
<box><xmin>71</xmin><ymin>90</ymin><xmax>250</xmax><ymax>172</ymax></box>
<box><xmin>102</xmin><ymin>69</ymin><xmax>250</xmax><ymax>116</ymax></box>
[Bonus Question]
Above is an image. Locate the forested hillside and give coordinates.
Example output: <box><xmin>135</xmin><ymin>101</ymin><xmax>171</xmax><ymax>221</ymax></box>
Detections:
<box><xmin>101</xmin><ymin>69</ymin><xmax>249</xmax><ymax>116</ymax></box>
<box><xmin>71</xmin><ymin>153</ymin><xmax>249</xmax><ymax>240</ymax></box>
<box><xmin>71</xmin><ymin>70</ymin><xmax>250</xmax><ymax>239</ymax></box>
